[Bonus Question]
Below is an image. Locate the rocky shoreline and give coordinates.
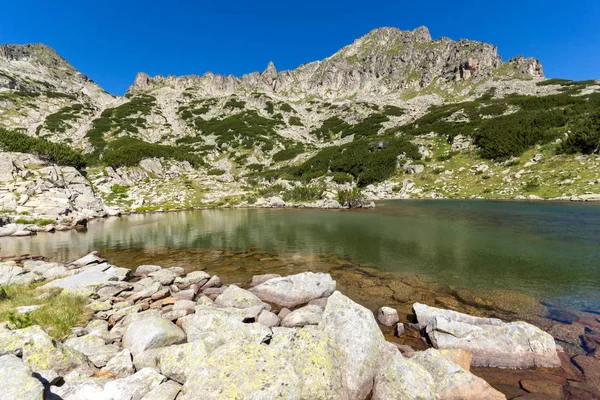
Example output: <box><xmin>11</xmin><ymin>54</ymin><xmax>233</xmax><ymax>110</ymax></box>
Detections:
<box><xmin>0</xmin><ymin>251</ymin><xmax>598</xmax><ymax>399</ymax></box>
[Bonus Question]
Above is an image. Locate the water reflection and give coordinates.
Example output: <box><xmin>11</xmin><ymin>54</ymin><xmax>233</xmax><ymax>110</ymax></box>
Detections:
<box><xmin>1</xmin><ymin>201</ymin><xmax>599</xmax><ymax>311</ymax></box>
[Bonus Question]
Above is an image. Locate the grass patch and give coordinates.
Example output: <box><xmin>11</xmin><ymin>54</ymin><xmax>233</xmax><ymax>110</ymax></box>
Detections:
<box><xmin>0</xmin><ymin>284</ymin><xmax>92</xmax><ymax>339</ymax></box>
<box><xmin>14</xmin><ymin>218</ymin><xmax>55</xmax><ymax>226</ymax></box>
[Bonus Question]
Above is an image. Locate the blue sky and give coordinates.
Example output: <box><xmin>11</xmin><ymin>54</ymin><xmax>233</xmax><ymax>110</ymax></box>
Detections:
<box><xmin>1</xmin><ymin>0</ymin><xmax>598</xmax><ymax>95</ymax></box>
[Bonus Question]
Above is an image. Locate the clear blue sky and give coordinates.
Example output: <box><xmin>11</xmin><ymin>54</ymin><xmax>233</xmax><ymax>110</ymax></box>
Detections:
<box><xmin>1</xmin><ymin>0</ymin><xmax>598</xmax><ymax>95</ymax></box>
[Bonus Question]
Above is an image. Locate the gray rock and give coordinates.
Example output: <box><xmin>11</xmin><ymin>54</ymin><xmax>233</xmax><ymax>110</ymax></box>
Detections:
<box><xmin>270</xmin><ymin>326</ymin><xmax>348</xmax><ymax>399</ymax></box>
<box><xmin>411</xmin><ymin>349</ymin><xmax>505</xmax><ymax>399</ymax></box>
<box><xmin>201</xmin><ymin>275</ymin><xmax>221</xmax><ymax>289</ymax></box>
<box><xmin>48</xmin><ymin>378</ymin><xmax>108</xmax><ymax>400</ymax></box>
<box><xmin>180</xmin><ymin>306</ymin><xmax>271</xmax><ymax>352</ymax></box>
<box><xmin>214</xmin><ymin>284</ymin><xmax>268</xmax><ymax>309</ymax></box>
<box><xmin>373</xmin><ymin>346</ymin><xmax>436</xmax><ymax>400</ymax></box>
<box><xmin>280</xmin><ymin>304</ymin><xmax>323</xmax><ymax>328</ymax></box>
<box><xmin>100</xmin><ymin>349</ymin><xmax>134</xmax><ymax>378</ymax></box>
<box><xmin>172</xmin><ymin>289</ymin><xmax>195</xmax><ymax>301</ymax></box>
<box><xmin>320</xmin><ymin>291</ymin><xmax>387</xmax><ymax>400</ymax></box>
<box><xmin>40</xmin><ymin>269</ymin><xmax>112</xmax><ymax>293</ymax></box>
<box><xmin>64</xmin><ymin>334</ymin><xmax>120</xmax><ymax>367</ymax></box>
<box><xmin>135</xmin><ymin>265</ymin><xmax>162</xmax><ymax>277</ymax></box>
<box><xmin>149</xmin><ymin>269</ymin><xmax>177</xmax><ymax>285</ymax></box>
<box><xmin>140</xmin><ymin>380</ymin><xmax>182</xmax><ymax>400</ymax></box>
<box><xmin>180</xmin><ymin>341</ymin><xmax>300</xmax><ymax>400</ymax></box>
<box><xmin>122</xmin><ymin>316</ymin><xmax>186</xmax><ymax>355</ymax></box>
<box><xmin>414</xmin><ymin>303</ymin><xmax>561</xmax><ymax>368</ymax></box>
<box><xmin>0</xmin><ymin>354</ymin><xmax>44</xmax><ymax>400</ymax></box>
<box><xmin>102</xmin><ymin>368</ymin><xmax>166</xmax><ymax>400</ymax></box>
<box><xmin>269</xmin><ymin>196</ymin><xmax>286</xmax><ymax>207</ymax></box>
<box><xmin>250</xmin><ymin>272</ymin><xmax>336</xmax><ymax>308</ymax></box>
<box><xmin>182</xmin><ymin>270</ymin><xmax>210</xmax><ymax>285</ymax></box>
<box><xmin>257</xmin><ymin>310</ymin><xmax>280</xmax><ymax>327</ymax></box>
<box><xmin>157</xmin><ymin>341</ymin><xmax>209</xmax><ymax>384</ymax></box>
<box><xmin>250</xmin><ymin>273</ymin><xmax>281</xmax><ymax>287</ymax></box>
<box><xmin>172</xmin><ymin>300</ymin><xmax>196</xmax><ymax>313</ymax></box>
<box><xmin>377</xmin><ymin>306</ymin><xmax>399</xmax><ymax>326</ymax></box>
<box><xmin>69</xmin><ymin>252</ymin><xmax>105</xmax><ymax>268</ymax></box>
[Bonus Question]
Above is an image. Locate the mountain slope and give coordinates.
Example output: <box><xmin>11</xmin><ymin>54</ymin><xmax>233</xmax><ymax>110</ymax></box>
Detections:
<box><xmin>0</xmin><ymin>26</ymin><xmax>599</xmax><ymax>220</ymax></box>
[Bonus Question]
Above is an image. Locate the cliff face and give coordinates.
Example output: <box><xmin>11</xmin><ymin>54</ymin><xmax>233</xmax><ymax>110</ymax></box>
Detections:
<box><xmin>126</xmin><ymin>27</ymin><xmax>543</xmax><ymax>98</ymax></box>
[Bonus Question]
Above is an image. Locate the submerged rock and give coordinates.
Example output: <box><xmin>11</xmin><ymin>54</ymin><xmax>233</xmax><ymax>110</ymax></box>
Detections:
<box><xmin>413</xmin><ymin>303</ymin><xmax>561</xmax><ymax>368</ymax></box>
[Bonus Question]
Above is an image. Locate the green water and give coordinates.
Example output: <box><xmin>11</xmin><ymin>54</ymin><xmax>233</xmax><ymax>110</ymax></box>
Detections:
<box><xmin>1</xmin><ymin>200</ymin><xmax>599</xmax><ymax>311</ymax></box>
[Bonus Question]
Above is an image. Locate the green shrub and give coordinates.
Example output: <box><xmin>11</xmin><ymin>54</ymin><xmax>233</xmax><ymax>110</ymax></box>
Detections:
<box><xmin>289</xmin><ymin>116</ymin><xmax>304</xmax><ymax>126</ymax></box>
<box><xmin>42</xmin><ymin>103</ymin><xmax>88</xmax><ymax>133</ymax></box>
<box><xmin>280</xmin><ymin>103</ymin><xmax>293</xmax><ymax>113</ymax></box>
<box><xmin>337</xmin><ymin>187</ymin><xmax>365</xmax><ymax>208</ymax></box>
<box><xmin>265</xmin><ymin>101</ymin><xmax>274</xmax><ymax>114</ymax></box>
<box><xmin>208</xmin><ymin>168</ymin><xmax>226</xmax><ymax>176</ymax></box>
<box><xmin>15</xmin><ymin>218</ymin><xmax>55</xmax><ymax>226</ymax></box>
<box><xmin>258</xmin><ymin>183</ymin><xmax>286</xmax><ymax>197</ymax></box>
<box><xmin>224</xmin><ymin>98</ymin><xmax>246</xmax><ymax>109</ymax></box>
<box><xmin>289</xmin><ymin>137</ymin><xmax>419</xmax><ymax>187</ymax></box>
<box><xmin>331</xmin><ymin>172</ymin><xmax>353</xmax><ymax>184</ymax></box>
<box><xmin>382</xmin><ymin>105</ymin><xmax>404</xmax><ymax>116</ymax></box>
<box><xmin>0</xmin><ymin>129</ymin><xmax>86</xmax><ymax>169</ymax></box>
<box><xmin>282</xmin><ymin>185</ymin><xmax>324</xmax><ymax>202</ymax></box>
<box><xmin>272</xmin><ymin>146</ymin><xmax>304</xmax><ymax>162</ymax></box>
<box><xmin>102</xmin><ymin>137</ymin><xmax>203</xmax><ymax>168</ymax></box>
<box><xmin>558</xmin><ymin>110</ymin><xmax>600</xmax><ymax>154</ymax></box>
<box><xmin>310</xmin><ymin>117</ymin><xmax>351</xmax><ymax>140</ymax></box>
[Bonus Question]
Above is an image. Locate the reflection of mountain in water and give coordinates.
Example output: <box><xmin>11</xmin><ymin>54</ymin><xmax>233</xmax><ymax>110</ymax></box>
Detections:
<box><xmin>1</xmin><ymin>201</ymin><xmax>599</xmax><ymax>311</ymax></box>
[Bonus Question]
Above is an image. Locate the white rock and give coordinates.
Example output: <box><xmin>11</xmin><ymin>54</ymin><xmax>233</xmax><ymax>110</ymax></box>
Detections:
<box><xmin>122</xmin><ymin>316</ymin><xmax>186</xmax><ymax>355</ymax></box>
<box><xmin>377</xmin><ymin>306</ymin><xmax>399</xmax><ymax>327</ymax></box>
<box><xmin>281</xmin><ymin>304</ymin><xmax>323</xmax><ymax>328</ymax></box>
<box><xmin>250</xmin><ymin>272</ymin><xmax>336</xmax><ymax>308</ymax></box>
<box><xmin>0</xmin><ymin>354</ymin><xmax>44</xmax><ymax>400</ymax></box>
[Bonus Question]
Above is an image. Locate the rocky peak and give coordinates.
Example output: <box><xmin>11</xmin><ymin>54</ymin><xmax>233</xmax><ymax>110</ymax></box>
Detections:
<box><xmin>129</xmin><ymin>72</ymin><xmax>153</xmax><ymax>92</ymax></box>
<box><xmin>0</xmin><ymin>44</ymin><xmax>73</xmax><ymax>71</ymax></box>
<box><xmin>508</xmin><ymin>56</ymin><xmax>544</xmax><ymax>78</ymax></box>
<box><xmin>262</xmin><ymin>61</ymin><xmax>278</xmax><ymax>90</ymax></box>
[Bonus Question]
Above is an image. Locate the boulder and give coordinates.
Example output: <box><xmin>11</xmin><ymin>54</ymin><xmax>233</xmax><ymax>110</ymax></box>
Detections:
<box><xmin>3</xmin><ymin>325</ymin><xmax>92</xmax><ymax>376</ymax></box>
<box><xmin>411</xmin><ymin>349</ymin><xmax>506</xmax><ymax>399</ymax></box>
<box><xmin>69</xmin><ymin>252</ymin><xmax>105</xmax><ymax>268</ymax></box>
<box><xmin>250</xmin><ymin>273</ymin><xmax>281</xmax><ymax>287</ymax></box>
<box><xmin>64</xmin><ymin>334</ymin><xmax>120</xmax><ymax>367</ymax></box>
<box><xmin>149</xmin><ymin>269</ymin><xmax>177</xmax><ymax>285</ymax></box>
<box><xmin>140</xmin><ymin>380</ymin><xmax>182</xmax><ymax>400</ymax></box>
<box><xmin>413</xmin><ymin>303</ymin><xmax>560</xmax><ymax>368</ymax></box>
<box><xmin>99</xmin><ymin>349</ymin><xmax>134</xmax><ymax>379</ymax></box>
<box><xmin>179</xmin><ymin>306</ymin><xmax>271</xmax><ymax>352</ymax></box>
<box><xmin>270</xmin><ymin>326</ymin><xmax>348</xmax><ymax>399</ymax></box>
<box><xmin>180</xmin><ymin>341</ymin><xmax>300</xmax><ymax>400</ymax></box>
<box><xmin>0</xmin><ymin>354</ymin><xmax>44</xmax><ymax>400</ymax></box>
<box><xmin>377</xmin><ymin>306</ymin><xmax>400</xmax><ymax>326</ymax></box>
<box><xmin>280</xmin><ymin>304</ymin><xmax>323</xmax><ymax>328</ymax></box>
<box><xmin>156</xmin><ymin>341</ymin><xmax>209</xmax><ymax>384</ymax></box>
<box><xmin>135</xmin><ymin>265</ymin><xmax>162</xmax><ymax>277</ymax></box>
<box><xmin>47</xmin><ymin>378</ymin><xmax>108</xmax><ymax>400</ymax></box>
<box><xmin>320</xmin><ymin>291</ymin><xmax>387</xmax><ymax>399</ymax></box>
<box><xmin>250</xmin><ymin>272</ymin><xmax>336</xmax><ymax>308</ymax></box>
<box><xmin>102</xmin><ymin>368</ymin><xmax>166</xmax><ymax>400</ymax></box>
<box><xmin>257</xmin><ymin>310</ymin><xmax>280</xmax><ymax>328</ymax></box>
<box><xmin>40</xmin><ymin>269</ymin><xmax>112</xmax><ymax>293</ymax></box>
<box><xmin>122</xmin><ymin>316</ymin><xmax>186</xmax><ymax>355</ymax></box>
<box><xmin>181</xmin><ymin>270</ymin><xmax>210</xmax><ymax>285</ymax></box>
<box><xmin>214</xmin><ymin>284</ymin><xmax>268</xmax><ymax>309</ymax></box>
<box><xmin>373</xmin><ymin>348</ymin><xmax>436</xmax><ymax>400</ymax></box>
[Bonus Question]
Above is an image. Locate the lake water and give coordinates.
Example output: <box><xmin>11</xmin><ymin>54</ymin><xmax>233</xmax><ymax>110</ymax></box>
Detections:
<box><xmin>1</xmin><ymin>200</ymin><xmax>599</xmax><ymax>312</ymax></box>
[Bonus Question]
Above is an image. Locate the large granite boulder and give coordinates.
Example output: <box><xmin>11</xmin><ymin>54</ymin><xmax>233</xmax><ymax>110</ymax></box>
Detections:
<box><xmin>250</xmin><ymin>272</ymin><xmax>336</xmax><ymax>308</ymax></box>
<box><xmin>319</xmin><ymin>291</ymin><xmax>387</xmax><ymax>399</ymax></box>
<box><xmin>64</xmin><ymin>334</ymin><xmax>120</xmax><ymax>368</ymax></box>
<box><xmin>411</xmin><ymin>349</ymin><xmax>506</xmax><ymax>400</ymax></box>
<box><xmin>373</xmin><ymin>347</ymin><xmax>436</xmax><ymax>400</ymax></box>
<box><xmin>280</xmin><ymin>304</ymin><xmax>323</xmax><ymax>328</ymax></box>
<box><xmin>413</xmin><ymin>303</ymin><xmax>560</xmax><ymax>368</ymax></box>
<box><xmin>180</xmin><ymin>341</ymin><xmax>300</xmax><ymax>400</ymax></box>
<box><xmin>122</xmin><ymin>316</ymin><xmax>186</xmax><ymax>355</ymax></box>
<box><xmin>0</xmin><ymin>325</ymin><xmax>91</xmax><ymax>377</ymax></box>
<box><xmin>179</xmin><ymin>306</ymin><xmax>271</xmax><ymax>352</ymax></box>
<box><xmin>214</xmin><ymin>284</ymin><xmax>268</xmax><ymax>309</ymax></box>
<box><xmin>270</xmin><ymin>326</ymin><xmax>348</xmax><ymax>399</ymax></box>
<box><xmin>101</xmin><ymin>368</ymin><xmax>166</xmax><ymax>400</ymax></box>
<box><xmin>0</xmin><ymin>354</ymin><xmax>44</xmax><ymax>400</ymax></box>
<box><xmin>48</xmin><ymin>378</ymin><xmax>108</xmax><ymax>400</ymax></box>
<box><xmin>133</xmin><ymin>341</ymin><xmax>209</xmax><ymax>384</ymax></box>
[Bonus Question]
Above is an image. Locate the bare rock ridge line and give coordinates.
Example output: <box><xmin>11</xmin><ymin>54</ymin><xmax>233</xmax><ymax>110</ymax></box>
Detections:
<box><xmin>126</xmin><ymin>26</ymin><xmax>544</xmax><ymax>97</ymax></box>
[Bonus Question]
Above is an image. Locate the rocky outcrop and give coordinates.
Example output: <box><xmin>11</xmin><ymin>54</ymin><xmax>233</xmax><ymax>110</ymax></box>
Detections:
<box><xmin>413</xmin><ymin>303</ymin><xmax>561</xmax><ymax>368</ymax></box>
<box><xmin>0</xmin><ymin>255</ymin><xmax>576</xmax><ymax>399</ymax></box>
<box><xmin>0</xmin><ymin>152</ymin><xmax>107</xmax><ymax>226</ymax></box>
